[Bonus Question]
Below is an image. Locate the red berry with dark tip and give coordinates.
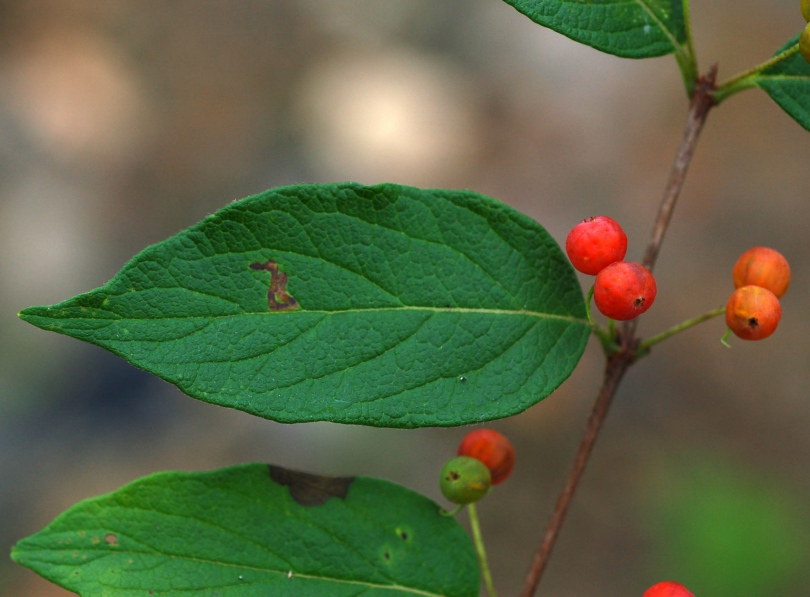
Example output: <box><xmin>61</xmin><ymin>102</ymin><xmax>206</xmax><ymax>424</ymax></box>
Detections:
<box><xmin>457</xmin><ymin>429</ymin><xmax>515</xmax><ymax>485</ymax></box>
<box><xmin>725</xmin><ymin>285</ymin><xmax>781</xmax><ymax>341</ymax></box>
<box><xmin>643</xmin><ymin>581</ymin><xmax>694</xmax><ymax>597</ymax></box>
<box><xmin>566</xmin><ymin>216</ymin><xmax>628</xmax><ymax>275</ymax></box>
<box><xmin>593</xmin><ymin>261</ymin><xmax>657</xmax><ymax>320</ymax></box>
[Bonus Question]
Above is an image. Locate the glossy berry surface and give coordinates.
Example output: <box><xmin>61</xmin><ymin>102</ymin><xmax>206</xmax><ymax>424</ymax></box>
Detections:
<box><xmin>593</xmin><ymin>261</ymin><xmax>657</xmax><ymax>320</ymax></box>
<box><xmin>804</xmin><ymin>0</ymin><xmax>810</xmax><ymax>23</ymax></box>
<box><xmin>439</xmin><ymin>456</ymin><xmax>491</xmax><ymax>504</ymax></box>
<box><xmin>457</xmin><ymin>429</ymin><xmax>515</xmax><ymax>485</ymax></box>
<box><xmin>726</xmin><ymin>285</ymin><xmax>782</xmax><ymax>341</ymax></box>
<box><xmin>566</xmin><ymin>216</ymin><xmax>628</xmax><ymax>275</ymax></box>
<box><xmin>642</xmin><ymin>581</ymin><xmax>694</xmax><ymax>597</ymax></box>
<box><xmin>802</xmin><ymin>22</ymin><xmax>810</xmax><ymax>64</ymax></box>
<box><xmin>733</xmin><ymin>246</ymin><xmax>790</xmax><ymax>298</ymax></box>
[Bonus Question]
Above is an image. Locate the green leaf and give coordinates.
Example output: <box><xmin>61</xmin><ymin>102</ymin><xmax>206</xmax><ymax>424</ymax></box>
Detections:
<box><xmin>12</xmin><ymin>464</ymin><xmax>479</xmax><ymax>596</ymax></box>
<box><xmin>501</xmin><ymin>0</ymin><xmax>688</xmax><ymax>59</ymax></box>
<box><xmin>19</xmin><ymin>183</ymin><xmax>589</xmax><ymax>428</ymax></box>
<box><xmin>754</xmin><ymin>35</ymin><xmax>810</xmax><ymax>131</ymax></box>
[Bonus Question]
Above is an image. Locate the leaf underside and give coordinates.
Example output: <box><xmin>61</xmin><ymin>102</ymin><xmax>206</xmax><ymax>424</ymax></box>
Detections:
<box><xmin>12</xmin><ymin>464</ymin><xmax>479</xmax><ymax>597</ymax></box>
<box><xmin>20</xmin><ymin>183</ymin><xmax>589</xmax><ymax>428</ymax></box>
<box><xmin>501</xmin><ymin>0</ymin><xmax>686</xmax><ymax>59</ymax></box>
<box><xmin>756</xmin><ymin>33</ymin><xmax>810</xmax><ymax>131</ymax></box>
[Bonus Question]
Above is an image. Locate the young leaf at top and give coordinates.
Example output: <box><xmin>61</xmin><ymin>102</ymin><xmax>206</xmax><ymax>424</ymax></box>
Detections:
<box><xmin>12</xmin><ymin>464</ymin><xmax>480</xmax><ymax>597</ymax></box>
<box><xmin>19</xmin><ymin>183</ymin><xmax>589</xmax><ymax>428</ymax></box>
<box><xmin>501</xmin><ymin>0</ymin><xmax>689</xmax><ymax>60</ymax></box>
<box><xmin>753</xmin><ymin>34</ymin><xmax>810</xmax><ymax>131</ymax></box>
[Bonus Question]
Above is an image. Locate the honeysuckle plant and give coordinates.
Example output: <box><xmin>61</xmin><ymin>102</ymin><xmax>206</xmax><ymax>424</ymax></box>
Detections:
<box><xmin>11</xmin><ymin>1</ymin><xmax>810</xmax><ymax>596</ymax></box>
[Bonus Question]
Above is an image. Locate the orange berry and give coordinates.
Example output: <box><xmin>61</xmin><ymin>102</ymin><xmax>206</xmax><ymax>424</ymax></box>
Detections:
<box><xmin>732</xmin><ymin>246</ymin><xmax>790</xmax><ymax>298</ymax></box>
<box><xmin>725</xmin><ymin>286</ymin><xmax>782</xmax><ymax>341</ymax></box>
<box><xmin>593</xmin><ymin>261</ymin><xmax>657</xmax><ymax>321</ymax></box>
<box><xmin>457</xmin><ymin>429</ymin><xmax>515</xmax><ymax>485</ymax></box>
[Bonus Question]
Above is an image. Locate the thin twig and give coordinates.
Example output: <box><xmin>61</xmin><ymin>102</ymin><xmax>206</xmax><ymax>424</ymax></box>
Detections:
<box><xmin>518</xmin><ymin>67</ymin><xmax>718</xmax><ymax>597</ymax></box>
<box><xmin>642</xmin><ymin>64</ymin><xmax>717</xmax><ymax>272</ymax></box>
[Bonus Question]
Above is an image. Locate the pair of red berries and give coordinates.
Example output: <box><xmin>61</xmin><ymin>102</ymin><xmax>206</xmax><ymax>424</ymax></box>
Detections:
<box><xmin>439</xmin><ymin>429</ymin><xmax>515</xmax><ymax>505</ymax></box>
<box><xmin>566</xmin><ymin>216</ymin><xmax>656</xmax><ymax>321</ymax></box>
<box><xmin>725</xmin><ymin>247</ymin><xmax>789</xmax><ymax>341</ymax></box>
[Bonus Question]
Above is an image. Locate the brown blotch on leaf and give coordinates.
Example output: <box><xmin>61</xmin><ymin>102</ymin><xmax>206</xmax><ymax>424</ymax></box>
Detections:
<box><xmin>269</xmin><ymin>465</ymin><xmax>353</xmax><ymax>506</ymax></box>
<box><xmin>250</xmin><ymin>260</ymin><xmax>299</xmax><ymax>311</ymax></box>
<box><xmin>104</xmin><ymin>534</ymin><xmax>118</xmax><ymax>546</ymax></box>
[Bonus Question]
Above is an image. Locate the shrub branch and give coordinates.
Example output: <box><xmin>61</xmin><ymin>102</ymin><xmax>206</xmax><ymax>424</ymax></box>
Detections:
<box><xmin>518</xmin><ymin>65</ymin><xmax>718</xmax><ymax>597</ymax></box>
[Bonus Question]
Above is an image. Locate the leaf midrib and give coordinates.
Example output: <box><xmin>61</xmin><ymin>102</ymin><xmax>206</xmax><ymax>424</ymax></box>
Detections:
<box><xmin>631</xmin><ymin>0</ymin><xmax>681</xmax><ymax>52</ymax></box>
<box><xmin>16</xmin><ymin>545</ymin><xmax>459</xmax><ymax>597</ymax></box>
<box><xmin>40</xmin><ymin>306</ymin><xmax>588</xmax><ymax>325</ymax></box>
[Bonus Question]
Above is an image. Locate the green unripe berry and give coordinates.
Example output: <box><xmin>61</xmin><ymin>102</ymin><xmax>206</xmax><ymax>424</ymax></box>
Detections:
<box><xmin>439</xmin><ymin>456</ymin><xmax>491</xmax><ymax>504</ymax></box>
<box><xmin>803</xmin><ymin>0</ymin><xmax>810</xmax><ymax>23</ymax></box>
<box><xmin>801</xmin><ymin>22</ymin><xmax>810</xmax><ymax>65</ymax></box>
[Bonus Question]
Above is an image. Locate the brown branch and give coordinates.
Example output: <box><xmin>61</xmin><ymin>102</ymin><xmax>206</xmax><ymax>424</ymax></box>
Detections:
<box><xmin>518</xmin><ymin>348</ymin><xmax>633</xmax><ymax>597</ymax></box>
<box><xmin>642</xmin><ymin>64</ymin><xmax>717</xmax><ymax>272</ymax></box>
<box><xmin>518</xmin><ymin>67</ymin><xmax>718</xmax><ymax>597</ymax></box>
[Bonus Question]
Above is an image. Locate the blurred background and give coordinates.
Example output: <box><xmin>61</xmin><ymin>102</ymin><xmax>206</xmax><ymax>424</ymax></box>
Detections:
<box><xmin>1</xmin><ymin>1</ymin><xmax>809</xmax><ymax>595</ymax></box>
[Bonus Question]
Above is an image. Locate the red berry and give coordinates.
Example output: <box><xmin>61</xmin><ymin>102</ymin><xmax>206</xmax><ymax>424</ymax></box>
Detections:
<box><xmin>593</xmin><ymin>261</ymin><xmax>657</xmax><ymax>320</ymax></box>
<box><xmin>732</xmin><ymin>246</ymin><xmax>790</xmax><ymax>298</ymax></box>
<box><xmin>457</xmin><ymin>429</ymin><xmax>515</xmax><ymax>485</ymax></box>
<box><xmin>642</xmin><ymin>581</ymin><xmax>694</xmax><ymax>597</ymax></box>
<box><xmin>566</xmin><ymin>216</ymin><xmax>628</xmax><ymax>275</ymax></box>
<box><xmin>725</xmin><ymin>285</ymin><xmax>781</xmax><ymax>341</ymax></box>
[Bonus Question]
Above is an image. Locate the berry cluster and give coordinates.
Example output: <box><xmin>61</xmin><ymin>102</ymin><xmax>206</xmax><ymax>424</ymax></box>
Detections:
<box><xmin>439</xmin><ymin>429</ymin><xmax>515</xmax><ymax>505</ymax></box>
<box><xmin>801</xmin><ymin>0</ymin><xmax>810</xmax><ymax>64</ymax></box>
<box><xmin>725</xmin><ymin>247</ymin><xmax>790</xmax><ymax>341</ymax></box>
<box><xmin>566</xmin><ymin>216</ymin><xmax>656</xmax><ymax>320</ymax></box>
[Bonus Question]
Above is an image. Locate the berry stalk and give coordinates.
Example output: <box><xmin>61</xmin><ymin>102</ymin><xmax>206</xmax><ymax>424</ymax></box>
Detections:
<box><xmin>468</xmin><ymin>503</ymin><xmax>497</xmax><ymax>597</ymax></box>
<box><xmin>635</xmin><ymin>305</ymin><xmax>725</xmax><ymax>357</ymax></box>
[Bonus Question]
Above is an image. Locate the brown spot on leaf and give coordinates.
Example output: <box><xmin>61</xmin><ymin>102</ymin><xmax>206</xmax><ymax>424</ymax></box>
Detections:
<box><xmin>250</xmin><ymin>260</ymin><xmax>299</xmax><ymax>311</ymax></box>
<box><xmin>269</xmin><ymin>465</ymin><xmax>353</xmax><ymax>506</ymax></box>
<box><xmin>104</xmin><ymin>534</ymin><xmax>117</xmax><ymax>546</ymax></box>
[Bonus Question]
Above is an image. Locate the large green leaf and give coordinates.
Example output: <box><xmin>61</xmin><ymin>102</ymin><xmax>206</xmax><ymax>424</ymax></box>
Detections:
<box><xmin>755</xmin><ymin>34</ymin><xmax>810</xmax><ymax>131</ymax></box>
<box><xmin>19</xmin><ymin>183</ymin><xmax>589</xmax><ymax>428</ymax></box>
<box><xmin>11</xmin><ymin>464</ymin><xmax>479</xmax><ymax>596</ymax></box>
<box><xmin>501</xmin><ymin>0</ymin><xmax>688</xmax><ymax>59</ymax></box>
